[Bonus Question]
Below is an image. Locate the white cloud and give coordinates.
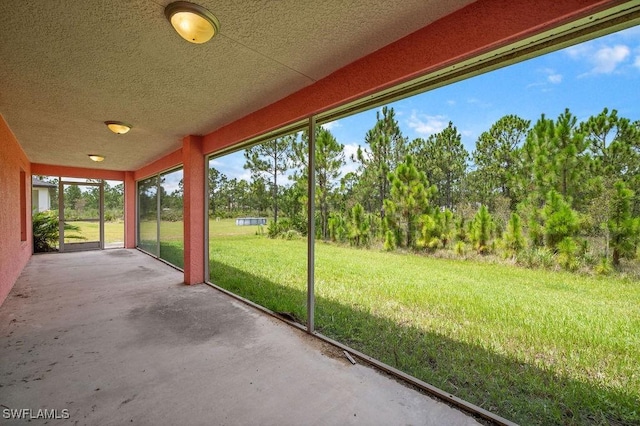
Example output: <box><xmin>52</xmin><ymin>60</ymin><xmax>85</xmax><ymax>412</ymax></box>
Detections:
<box><xmin>547</xmin><ymin>73</ymin><xmax>563</xmax><ymax>84</ymax></box>
<box><xmin>633</xmin><ymin>55</ymin><xmax>640</xmax><ymax>69</ymax></box>
<box><xmin>446</xmin><ymin>100</ymin><xmax>456</xmax><ymax>106</ymax></box>
<box><xmin>321</xmin><ymin>120</ymin><xmax>340</xmax><ymax>131</ymax></box>
<box><xmin>565</xmin><ymin>42</ymin><xmax>631</xmax><ymax>76</ymax></box>
<box><xmin>532</xmin><ymin>68</ymin><xmax>562</xmax><ymax>86</ymax></box>
<box><xmin>591</xmin><ymin>45</ymin><xmax>630</xmax><ymax>74</ymax></box>
<box><xmin>407</xmin><ymin>111</ymin><xmax>447</xmax><ymax>136</ymax></box>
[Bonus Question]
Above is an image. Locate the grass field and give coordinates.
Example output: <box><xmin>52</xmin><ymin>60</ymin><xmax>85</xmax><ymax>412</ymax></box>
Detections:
<box><xmin>64</xmin><ymin>220</ymin><xmax>124</xmax><ymax>244</ymax></box>
<box><xmin>138</xmin><ymin>220</ymin><xmax>184</xmax><ymax>268</ymax></box>
<box><xmin>208</xmin><ymin>219</ymin><xmax>640</xmax><ymax>425</ymax></box>
<box><xmin>66</xmin><ymin>220</ymin><xmax>185</xmax><ymax>269</ymax></box>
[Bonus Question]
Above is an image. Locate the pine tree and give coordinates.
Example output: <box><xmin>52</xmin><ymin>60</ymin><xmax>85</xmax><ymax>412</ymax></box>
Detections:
<box><xmin>348</xmin><ymin>203</ymin><xmax>370</xmax><ymax>247</ymax></box>
<box><xmin>208</xmin><ymin>168</ymin><xmax>227</xmax><ymax>215</ymax></box>
<box><xmin>472</xmin><ymin>115</ymin><xmax>530</xmax><ymax>209</ymax></box>
<box><xmin>581</xmin><ymin>108</ymin><xmax>640</xmax><ymax>216</ymax></box>
<box><xmin>542</xmin><ymin>189</ymin><xmax>579</xmax><ymax>251</ymax></box>
<box><xmin>516</xmin><ymin>110</ymin><xmax>588</xmax><ymax>210</ymax></box>
<box><xmin>608</xmin><ymin>180</ymin><xmax>637</xmax><ymax>265</ymax></box>
<box><xmin>471</xmin><ymin>205</ymin><xmax>494</xmax><ymax>254</ymax></box>
<box><xmin>417</xmin><ymin>214</ymin><xmax>440</xmax><ymax>250</ymax></box>
<box><xmin>384</xmin><ymin>155</ymin><xmax>434</xmax><ymax>248</ymax></box>
<box><xmin>410</xmin><ymin>122</ymin><xmax>468</xmax><ymax>210</ymax></box>
<box><xmin>328</xmin><ymin>212</ymin><xmax>347</xmax><ymax>242</ymax></box>
<box><xmin>417</xmin><ymin>209</ymin><xmax>454</xmax><ymax>250</ymax></box>
<box><xmin>244</xmin><ymin>135</ymin><xmax>295</xmax><ymax>223</ymax></box>
<box><xmin>292</xmin><ymin>126</ymin><xmax>345</xmax><ymax>240</ymax></box>
<box><xmin>557</xmin><ymin>237</ymin><xmax>578</xmax><ymax>271</ymax></box>
<box><xmin>383</xmin><ymin>229</ymin><xmax>396</xmax><ymax>251</ymax></box>
<box><xmin>552</xmin><ymin>110</ymin><xmax>588</xmax><ymax>204</ymax></box>
<box><xmin>503</xmin><ymin>212</ymin><xmax>525</xmax><ymax>256</ymax></box>
<box><xmin>355</xmin><ymin>107</ymin><xmax>407</xmax><ymax>217</ymax></box>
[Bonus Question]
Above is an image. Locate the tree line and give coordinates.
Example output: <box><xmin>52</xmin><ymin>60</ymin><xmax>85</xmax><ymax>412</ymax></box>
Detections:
<box><xmin>35</xmin><ymin>178</ymin><xmax>125</xmax><ymax>222</ymax></box>
<box><xmin>209</xmin><ymin>106</ymin><xmax>640</xmax><ymax>272</ymax></box>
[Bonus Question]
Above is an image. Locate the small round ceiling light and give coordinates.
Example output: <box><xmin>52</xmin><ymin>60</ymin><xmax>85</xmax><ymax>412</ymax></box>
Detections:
<box><xmin>105</xmin><ymin>121</ymin><xmax>132</xmax><ymax>134</ymax></box>
<box><xmin>88</xmin><ymin>154</ymin><xmax>105</xmax><ymax>162</ymax></box>
<box><xmin>165</xmin><ymin>1</ymin><xmax>220</xmax><ymax>44</ymax></box>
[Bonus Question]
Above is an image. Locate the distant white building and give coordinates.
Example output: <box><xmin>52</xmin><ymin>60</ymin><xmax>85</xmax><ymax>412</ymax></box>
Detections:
<box><xmin>32</xmin><ymin>177</ymin><xmax>56</xmax><ymax>212</ymax></box>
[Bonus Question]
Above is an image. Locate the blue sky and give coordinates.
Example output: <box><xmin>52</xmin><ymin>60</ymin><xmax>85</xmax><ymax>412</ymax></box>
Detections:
<box><xmin>212</xmin><ymin>25</ymin><xmax>640</xmax><ymax>182</ymax></box>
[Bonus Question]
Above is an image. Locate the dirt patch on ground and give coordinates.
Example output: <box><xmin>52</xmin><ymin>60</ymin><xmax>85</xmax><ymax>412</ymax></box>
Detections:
<box><xmin>126</xmin><ymin>291</ymin><xmax>258</xmax><ymax>347</ymax></box>
<box><xmin>105</xmin><ymin>249</ymin><xmax>135</xmax><ymax>257</ymax></box>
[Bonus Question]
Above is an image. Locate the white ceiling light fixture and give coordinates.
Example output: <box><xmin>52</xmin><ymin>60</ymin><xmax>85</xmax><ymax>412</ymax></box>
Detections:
<box><xmin>165</xmin><ymin>1</ymin><xmax>220</xmax><ymax>44</ymax></box>
<box><xmin>88</xmin><ymin>154</ymin><xmax>105</xmax><ymax>162</ymax></box>
<box><xmin>104</xmin><ymin>121</ymin><xmax>132</xmax><ymax>134</ymax></box>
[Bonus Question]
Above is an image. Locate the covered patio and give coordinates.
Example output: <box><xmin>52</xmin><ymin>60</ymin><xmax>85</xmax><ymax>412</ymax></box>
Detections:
<box><xmin>2</xmin><ymin>0</ymin><xmax>639</xmax><ymax>424</ymax></box>
<box><xmin>1</xmin><ymin>250</ymin><xmax>477</xmax><ymax>425</ymax></box>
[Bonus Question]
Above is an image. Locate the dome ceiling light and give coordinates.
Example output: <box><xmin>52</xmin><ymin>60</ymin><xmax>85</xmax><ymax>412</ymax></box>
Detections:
<box><xmin>105</xmin><ymin>121</ymin><xmax>132</xmax><ymax>134</ymax></box>
<box><xmin>165</xmin><ymin>1</ymin><xmax>220</xmax><ymax>44</ymax></box>
<box><xmin>88</xmin><ymin>154</ymin><xmax>105</xmax><ymax>162</ymax></box>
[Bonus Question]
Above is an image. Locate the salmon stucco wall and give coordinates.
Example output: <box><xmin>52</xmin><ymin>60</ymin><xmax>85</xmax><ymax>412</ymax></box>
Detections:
<box><xmin>0</xmin><ymin>115</ymin><xmax>32</xmax><ymax>306</ymax></box>
<box><xmin>31</xmin><ymin>163</ymin><xmax>126</xmax><ymax>181</ymax></box>
<box><xmin>134</xmin><ymin>149</ymin><xmax>182</xmax><ymax>181</ymax></box>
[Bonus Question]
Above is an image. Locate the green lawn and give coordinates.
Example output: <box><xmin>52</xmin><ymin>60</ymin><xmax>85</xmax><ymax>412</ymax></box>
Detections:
<box><xmin>208</xmin><ymin>219</ymin><xmax>640</xmax><ymax>425</ymax></box>
<box><xmin>138</xmin><ymin>220</ymin><xmax>185</xmax><ymax>268</ymax></box>
<box><xmin>67</xmin><ymin>220</ymin><xmax>186</xmax><ymax>269</ymax></box>
<box><xmin>64</xmin><ymin>220</ymin><xmax>124</xmax><ymax>244</ymax></box>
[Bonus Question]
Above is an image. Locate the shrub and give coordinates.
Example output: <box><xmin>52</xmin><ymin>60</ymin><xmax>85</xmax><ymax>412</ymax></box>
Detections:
<box><xmin>557</xmin><ymin>237</ymin><xmax>579</xmax><ymax>271</ymax></box>
<box><xmin>281</xmin><ymin>229</ymin><xmax>301</xmax><ymax>240</ymax></box>
<box><xmin>104</xmin><ymin>209</ymin><xmax>124</xmax><ymax>222</ymax></box>
<box><xmin>265</xmin><ymin>217</ymin><xmax>306</xmax><ymax>239</ymax></box>
<box><xmin>160</xmin><ymin>209</ymin><xmax>183</xmax><ymax>222</ymax></box>
<box><xmin>518</xmin><ymin>247</ymin><xmax>556</xmax><ymax>269</ymax></box>
<box><xmin>503</xmin><ymin>212</ymin><xmax>525</xmax><ymax>256</ymax></box>
<box><xmin>328</xmin><ymin>213</ymin><xmax>348</xmax><ymax>242</ymax></box>
<box><xmin>595</xmin><ymin>256</ymin><xmax>613</xmax><ymax>276</ymax></box>
<box><xmin>455</xmin><ymin>216</ymin><xmax>468</xmax><ymax>243</ymax></box>
<box><xmin>384</xmin><ymin>230</ymin><xmax>396</xmax><ymax>251</ymax></box>
<box><xmin>33</xmin><ymin>211</ymin><xmax>84</xmax><ymax>252</ymax></box>
<box><xmin>579</xmin><ymin>248</ymin><xmax>598</xmax><ymax>268</ymax></box>
<box><xmin>416</xmin><ymin>214</ymin><xmax>440</xmax><ymax>251</ymax></box>
<box><xmin>267</xmin><ymin>220</ymin><xmax>281</xmax><ymax>238</ymax></box>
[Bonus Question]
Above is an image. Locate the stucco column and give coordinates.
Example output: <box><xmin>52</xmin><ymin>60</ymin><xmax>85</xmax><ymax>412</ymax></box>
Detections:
<box><xmin>124</xmin><ymin>171</ymin><xmax>136</xmax><ymax>248</ymax></box>
<box><xmin>182</xmin><ymin>135</ymin><xmax>205</xmax><ymax>285</ymax></box>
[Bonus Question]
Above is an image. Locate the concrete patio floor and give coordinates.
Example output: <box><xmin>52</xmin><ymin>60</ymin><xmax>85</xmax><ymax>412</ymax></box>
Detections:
<box><xmin>0</xmin><ymin>250</ymin><xmax>479</xmax><ymax>425</ymax></box>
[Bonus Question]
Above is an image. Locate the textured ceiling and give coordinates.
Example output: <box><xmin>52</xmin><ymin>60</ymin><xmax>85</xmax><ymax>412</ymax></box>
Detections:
<box><xmin>0</xmin><ymin>0</ymin><xmax>474</xmax><ymax>171</ymax></box>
